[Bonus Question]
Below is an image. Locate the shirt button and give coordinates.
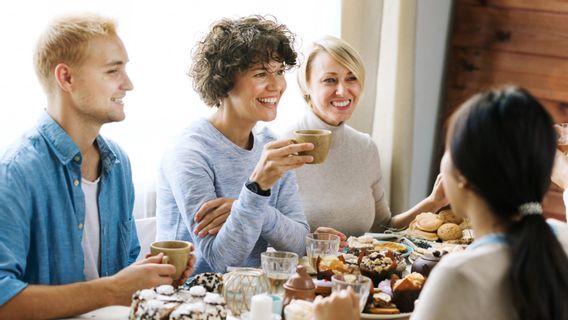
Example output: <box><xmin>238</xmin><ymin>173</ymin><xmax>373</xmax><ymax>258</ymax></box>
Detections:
<box><xmin>78</xmin><ymin>223</ymin><xmax>84</xmax><ymax>230</ymax></box>
<box><xmin>74</xmin><ymin>155</ymin><xmax>81</xmax><ymax>162</ymax></box>
<box><xmin>74</xmin><ymin>179</ymin><xmax>79</xmax><ymax>186</ymax></box>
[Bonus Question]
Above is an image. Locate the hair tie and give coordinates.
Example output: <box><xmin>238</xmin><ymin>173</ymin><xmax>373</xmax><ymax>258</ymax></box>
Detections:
<box><xmin>518</xmin><ymin>202</ymin><xmax>542</xmax><ymax>216</ymax></box>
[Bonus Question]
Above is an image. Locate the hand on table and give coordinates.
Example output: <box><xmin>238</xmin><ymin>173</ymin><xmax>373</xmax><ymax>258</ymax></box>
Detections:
<box><xmin>194</xmin><ymin>197</ymin><xmax>236</xmax><ymax>237</ymax></box>
<box><xmin>249</xmin><ymin>139</ymin><xmax>314</xmax><ymax>190</ymax></box>
<box><xmin>314</xmin><ymin>226</ymin><xmax>347</xmax><ymax>250</ymax></box>
<box><xmin>313</xmin><ymin>287</ymin><xmax>359</xmax><ymax>320</ymax></box>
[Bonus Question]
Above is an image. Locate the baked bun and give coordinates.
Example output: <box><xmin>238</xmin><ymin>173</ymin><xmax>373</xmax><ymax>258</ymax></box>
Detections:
<box><xmin>409</xmin><ymin>221</ymin><xmax>439</xmax><ymax>241</ymax></box>
<box><xmin>415</xmin><ymin>212</ymin><xmax>444</xmax><ymax>232</ymax></box>
<box><xmin>438</xmin><ymin>209</ymin><xmax>463</xmax><ymax>224</ymax></box>
<box><xmin>437</xmin><ymin>223</ymin><xmax>462</xmax><ymax>241</ymax></box>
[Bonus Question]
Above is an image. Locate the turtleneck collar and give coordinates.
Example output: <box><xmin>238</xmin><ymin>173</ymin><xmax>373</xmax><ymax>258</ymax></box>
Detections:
<box><xmin>303</xmin><ymin>107</ymin><xmax>346</xmax><ymax>147</ymax></box>
<box><xmin>305</xmin><ymin>107</ymin><xmax>345</xmax><ymax>132</ymax></box>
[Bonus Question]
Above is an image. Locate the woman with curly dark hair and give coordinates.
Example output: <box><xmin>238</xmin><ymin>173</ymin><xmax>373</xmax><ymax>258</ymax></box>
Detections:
<box><xmin>412</xmin><ymin>86</ymin><xmax>568</xmax><ymax>320</ymax></box>
<box><xmin>156</xmin><ymin>15</ymin><xmax>313</xmax><ymax>274</ymax></box>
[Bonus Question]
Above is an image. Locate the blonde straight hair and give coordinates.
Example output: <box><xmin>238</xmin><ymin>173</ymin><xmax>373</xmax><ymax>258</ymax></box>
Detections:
<box><xmin>297</xmin><ymin>35</ymin><xmax>365</xmax><ymax>104</ymax></box>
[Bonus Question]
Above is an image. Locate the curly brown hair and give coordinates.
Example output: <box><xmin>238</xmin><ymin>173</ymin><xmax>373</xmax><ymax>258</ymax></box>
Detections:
<box><xmin>189</xmin><ymin>15</ymin><xmax>297</xmax><ymax>107</ymax></box>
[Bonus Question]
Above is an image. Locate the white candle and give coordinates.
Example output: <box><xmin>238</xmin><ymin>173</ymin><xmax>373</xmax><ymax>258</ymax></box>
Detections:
<box><xmin>251</xmin><ymin>294</ymin><xmax>273</xmax><ymax>320</ymax></box>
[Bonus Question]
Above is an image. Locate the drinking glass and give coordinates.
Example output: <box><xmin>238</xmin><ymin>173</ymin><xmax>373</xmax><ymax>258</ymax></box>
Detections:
<box><xmin>331</xmin><ymin>274</ymin><xmax>372</xmax><ymax>312</ymax></box>
<box><xmin>261</xmin><ymin>251</ymin><xmax>299</xmax><ymax>295</ymax></box>
<box><xmin>557</xmin><ymin>123</ymin><xmax>568</xmax><ymax>155</ymax></box>
<box><xmin>305</xmin><ymin>233</ymin><xmax>340</xmax><ymax>270</ymax></box>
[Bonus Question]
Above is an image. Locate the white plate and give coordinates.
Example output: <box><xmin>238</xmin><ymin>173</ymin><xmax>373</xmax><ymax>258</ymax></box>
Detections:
<box><xmin>360</xmin><ymin>312</ymin><xmax>412</xmax><ymax>319</ymax></box>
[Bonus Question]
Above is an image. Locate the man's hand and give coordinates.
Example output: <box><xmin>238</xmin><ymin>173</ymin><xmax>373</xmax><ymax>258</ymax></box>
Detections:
<box><xmin>249</xmin><ymin>139</ymin><xmax>313</xmax><ymax>190</ymax></box>
<box><xmin>194</xmin><ymin>198</ymin><xmax>236</xmax><ymax>237</ymax></box>
<box><xmin>108</xmin><ymin>253</ymin><xmax>175</xmax><ymax>305</ymax></box>
<box><xmin>174</xmin><ymin>245</ymin><xmax>197</xmax><ymax>287</ymax></box>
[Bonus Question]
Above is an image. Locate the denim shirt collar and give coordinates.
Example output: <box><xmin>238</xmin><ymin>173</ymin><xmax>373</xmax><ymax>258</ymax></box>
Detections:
<box><xmin>36</xmin><ymin>112</ymin><xmax>120</xmax><ymax>174</ymax></box>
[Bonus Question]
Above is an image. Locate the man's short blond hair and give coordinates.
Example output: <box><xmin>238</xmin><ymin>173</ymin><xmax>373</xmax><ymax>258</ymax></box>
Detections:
<box><xmin>34</xmin><ymin>14</ymin><xmax>117</xmax><ymax>94</ymax></box>
<box><xmin>297</xmin><ymin>36</ymin><xmax>365</xmax><ymax>104</ymax></box>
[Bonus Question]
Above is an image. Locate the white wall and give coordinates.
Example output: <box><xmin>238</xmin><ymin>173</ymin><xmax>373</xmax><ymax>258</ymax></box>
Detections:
<box><xmin>409</xmin><ymin>0</ymin><xmax>452</xmax><ymax>206</ymax></box>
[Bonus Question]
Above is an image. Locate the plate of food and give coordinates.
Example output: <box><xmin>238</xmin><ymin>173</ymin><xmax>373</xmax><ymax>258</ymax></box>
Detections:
<box><xmin>374</xmin><ymin>241</ymin><xmax>413</xmax><ymax>258</ymax></box>
<box><xmin>346</xmin><ymin>236</ymin><xmax>414</xmax><ymax>258</ymax></box>
<box><xmin>360</xmin><ymin>312</ymin><xmax>412</xmax><ymax>319</ymax></box>
<box><xmin>360</xmin><ymin>273</ymin><xmax>424</xmax><ymax>320</ymax></box>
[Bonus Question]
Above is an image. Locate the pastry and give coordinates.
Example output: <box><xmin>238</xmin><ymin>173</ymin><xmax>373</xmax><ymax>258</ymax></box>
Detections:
<box><xmin>130</xmin><ymin>283</ymin><xmax>227</xmax><ymax>320</ymax></box>
<box><xmin>372</xmin><ymin>241</ymin><xmax>407</xmax><ymax>254</ymax></box>
<box><xmin>409</xmin><ymin>221</ymin><xmax>439</xmax><ymax>241</ymax></box>
<box><xmin>437</xmin><ymin>223</ymin><xmax>462</xmax><ymax>241</ymax></box>
<box><xmin>392</xmin><ymin>273</ymin><xmax>425</xmax><ymax>313</ymax></box>
<box><xmin>438</xmin><ymin>209</ymin><xmax>463</xmax><ymax>224</ymax></box>
<box><xmin>415</xmin><ymin>212</ymin><xmax>444</xmax><ymax>232</ymax></box>
<box><xmin>185</xmin><ymin>272</ymin><xmax>224</xmax><ymax>293</ymax></box>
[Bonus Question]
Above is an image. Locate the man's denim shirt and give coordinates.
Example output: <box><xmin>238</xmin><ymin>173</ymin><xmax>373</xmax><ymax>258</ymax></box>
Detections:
<box><xmin>0</xmin><ymin>113</ymin><xmax>139</xmax><ymax>305</ymax></box>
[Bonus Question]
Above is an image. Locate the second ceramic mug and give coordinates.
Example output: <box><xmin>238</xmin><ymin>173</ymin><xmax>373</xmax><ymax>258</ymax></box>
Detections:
<box><xmin>150</xmin><ymin>240</ymin><xmax>192</xmax><ymax>280</ymax></box>
<box><xmin>293</xmin><ymin>129</ymin><xmax>332</xmax><ymax>164</ymax></box>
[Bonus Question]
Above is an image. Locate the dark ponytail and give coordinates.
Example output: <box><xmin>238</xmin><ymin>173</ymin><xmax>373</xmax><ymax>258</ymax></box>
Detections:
<box><xmin>449</xmin><ymin>86</ymin><xmax>568</xmax><ymax>319</ymax></box>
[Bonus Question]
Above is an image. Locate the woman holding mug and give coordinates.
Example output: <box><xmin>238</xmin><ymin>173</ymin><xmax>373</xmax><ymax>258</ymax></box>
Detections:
<box><xmin>156</xmin><ymin>16</ymin><xmax>313</xmax><ymax>274</ymax></box>
<box><xmin>281</xmin><ymin>36</ymin><xmax>446</xmax><ymax>238</ymax></box>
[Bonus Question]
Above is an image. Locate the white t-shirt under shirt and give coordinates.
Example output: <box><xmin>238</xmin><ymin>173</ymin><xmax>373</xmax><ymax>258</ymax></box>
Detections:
<box><xmin>81</xmin><ymin>177</ymin><xmax>101</xmax><ymax>280</ymax></box>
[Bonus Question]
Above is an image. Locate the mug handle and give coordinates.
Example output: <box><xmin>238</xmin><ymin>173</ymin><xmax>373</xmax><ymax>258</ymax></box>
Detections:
<box><xmin>161</xmin><ymin>255</ymin><xmax>170</xmax><ymax>264</ymax></box>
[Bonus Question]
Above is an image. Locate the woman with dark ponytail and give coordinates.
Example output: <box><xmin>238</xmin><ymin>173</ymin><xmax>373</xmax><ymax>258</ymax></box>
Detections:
<box><xmin>412</xmin><ymin>86</ymin><xmax>568</xmax><ymax>320</ymax></box>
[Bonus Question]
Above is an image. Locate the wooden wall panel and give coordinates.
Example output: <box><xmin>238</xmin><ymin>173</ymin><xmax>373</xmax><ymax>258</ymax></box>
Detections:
<box><xmin>461</xmin><ymin>0</ymin><xmax>568</xmax><ymax>13</ymax></box>
<box><xmin>434</xmin><ymin>0</ymin><xmax>568</xmax><ymax>221</ymax></box>
<box><xmin>453</xmin><ymin>5</ymin><xmax>568</xmax><ymax>58</ymax></box>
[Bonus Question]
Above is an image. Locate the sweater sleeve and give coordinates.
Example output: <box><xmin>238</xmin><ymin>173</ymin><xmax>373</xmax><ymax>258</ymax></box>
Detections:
<box><xmin>161</xmin><ymin>147</ymin><xmax>268</xmax><ymax>273</ymax></box>
<box><xmin>368</xmin><ymin>141</ymin><xmax>392</xmax><ymax>232</ymax></box>
<box><xmin>260</xmin><ymin>171</ymin><xmax>309</xmax><ymax>255</ymax></box>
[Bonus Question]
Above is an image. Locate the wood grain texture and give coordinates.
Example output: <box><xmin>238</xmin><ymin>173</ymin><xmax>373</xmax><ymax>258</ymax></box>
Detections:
<box><xmin>460</xmin><ymin>0</ymin><xmax>568</xmax><ymax>14</ymax></box>
<box><xmin>453</xmin><ymin>4</ymin><xmax>568</xmax><ymax>58</ymax></box>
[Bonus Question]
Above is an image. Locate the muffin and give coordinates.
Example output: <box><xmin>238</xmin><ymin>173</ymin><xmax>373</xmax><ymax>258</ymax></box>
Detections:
<box><xmin>359</xmin><ymin>251</ymin><xmax>398</xmax><ymax>287</ymax></box>
<box><xmin>392</xmin><ymin>273</ymin><xmax>425</xmax><ymax>313</ymax></box>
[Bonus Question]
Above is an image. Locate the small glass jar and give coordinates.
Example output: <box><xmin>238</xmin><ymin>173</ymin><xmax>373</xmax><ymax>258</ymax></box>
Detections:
<box><xmin>223</xmin><ymin>268</ymin><xmax>270</xmax><ymax>316</ymax></box>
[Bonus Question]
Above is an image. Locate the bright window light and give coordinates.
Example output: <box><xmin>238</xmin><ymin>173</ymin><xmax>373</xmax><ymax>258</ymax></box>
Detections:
<box><xmin>0</xmin><ymin>0</ymin><xmax>340</xmax><ymax>186</ymax></box>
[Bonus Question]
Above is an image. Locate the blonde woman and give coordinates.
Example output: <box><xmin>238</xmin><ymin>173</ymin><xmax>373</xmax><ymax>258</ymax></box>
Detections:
<box><xmin>281</xmin><ymin>36</ymin><xmax>446</xmax><ymax>238</ymax></box>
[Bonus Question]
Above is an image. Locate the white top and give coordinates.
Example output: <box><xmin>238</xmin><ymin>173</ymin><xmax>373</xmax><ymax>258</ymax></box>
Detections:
<box><xmin>279</xmin><ymin>108</ymin><xmax>391</xmax><ymax>236</ymax></box>
<box><xmin>411</xmin><ymin>220</ymin><xmax>568</xmax><ymax>320</ymax></box>
<box><xmin>81</xmin><ymin>177</ymin><xmax>101</xmax><ymax>280</ymax></box>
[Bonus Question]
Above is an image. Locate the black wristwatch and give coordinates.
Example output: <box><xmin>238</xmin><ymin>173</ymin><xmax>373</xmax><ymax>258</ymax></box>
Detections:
<box><xmin>245</xmin><ymin>180</ymin><xmax>271</xmax><ymax>196</ymax></box>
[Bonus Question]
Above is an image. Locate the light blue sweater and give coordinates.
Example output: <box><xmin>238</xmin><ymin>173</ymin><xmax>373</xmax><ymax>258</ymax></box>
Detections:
<box><xmin>156</xmin><ymin>118</ymin><xmax>309</xmax><ymax>274</ymax></box>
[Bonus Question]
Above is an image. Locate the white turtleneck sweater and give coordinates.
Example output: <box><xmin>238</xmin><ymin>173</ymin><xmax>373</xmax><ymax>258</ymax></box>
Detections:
<box><xmin>279</xmin><ymin>108</ymin><xmax>392</xmax><ymax>237</ymax></box>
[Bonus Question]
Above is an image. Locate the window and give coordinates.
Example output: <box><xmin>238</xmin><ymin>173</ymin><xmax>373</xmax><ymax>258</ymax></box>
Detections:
<box><xmin>0</xmin><ymin>0</ymin><xmax>340</xmax><ymax>188</ymax></box>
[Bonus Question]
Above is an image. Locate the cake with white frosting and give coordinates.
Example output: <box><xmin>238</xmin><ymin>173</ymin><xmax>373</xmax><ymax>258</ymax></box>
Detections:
<box><xmin>129</xmin><ymin>284</ymin><xmax>227</xmax><ymax>320</ymax></box>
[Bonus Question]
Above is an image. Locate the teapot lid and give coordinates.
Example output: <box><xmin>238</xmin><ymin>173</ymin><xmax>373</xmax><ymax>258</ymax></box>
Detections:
<box><xmin>284</xmin><ymin>265</ymin><xmax>315</xmax><ymax>290</ymax></box>
<box><xmin>422</xmin><ymin>250</ymin><xmax>448</xmax><ymax>261</ymax></box>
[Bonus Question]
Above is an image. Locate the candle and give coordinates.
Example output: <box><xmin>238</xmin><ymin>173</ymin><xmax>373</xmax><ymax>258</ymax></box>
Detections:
<box><xmin>251</xmin><ymin>294</ymin><xmax>273</xmax><ymax>320</ymax></box>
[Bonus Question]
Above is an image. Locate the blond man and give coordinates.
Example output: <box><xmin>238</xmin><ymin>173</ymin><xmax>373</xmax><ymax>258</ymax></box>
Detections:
<box><xmin>0</xmin><ymin>14</ymin><xmax>193</xmax><ymax>318</ymax></box>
